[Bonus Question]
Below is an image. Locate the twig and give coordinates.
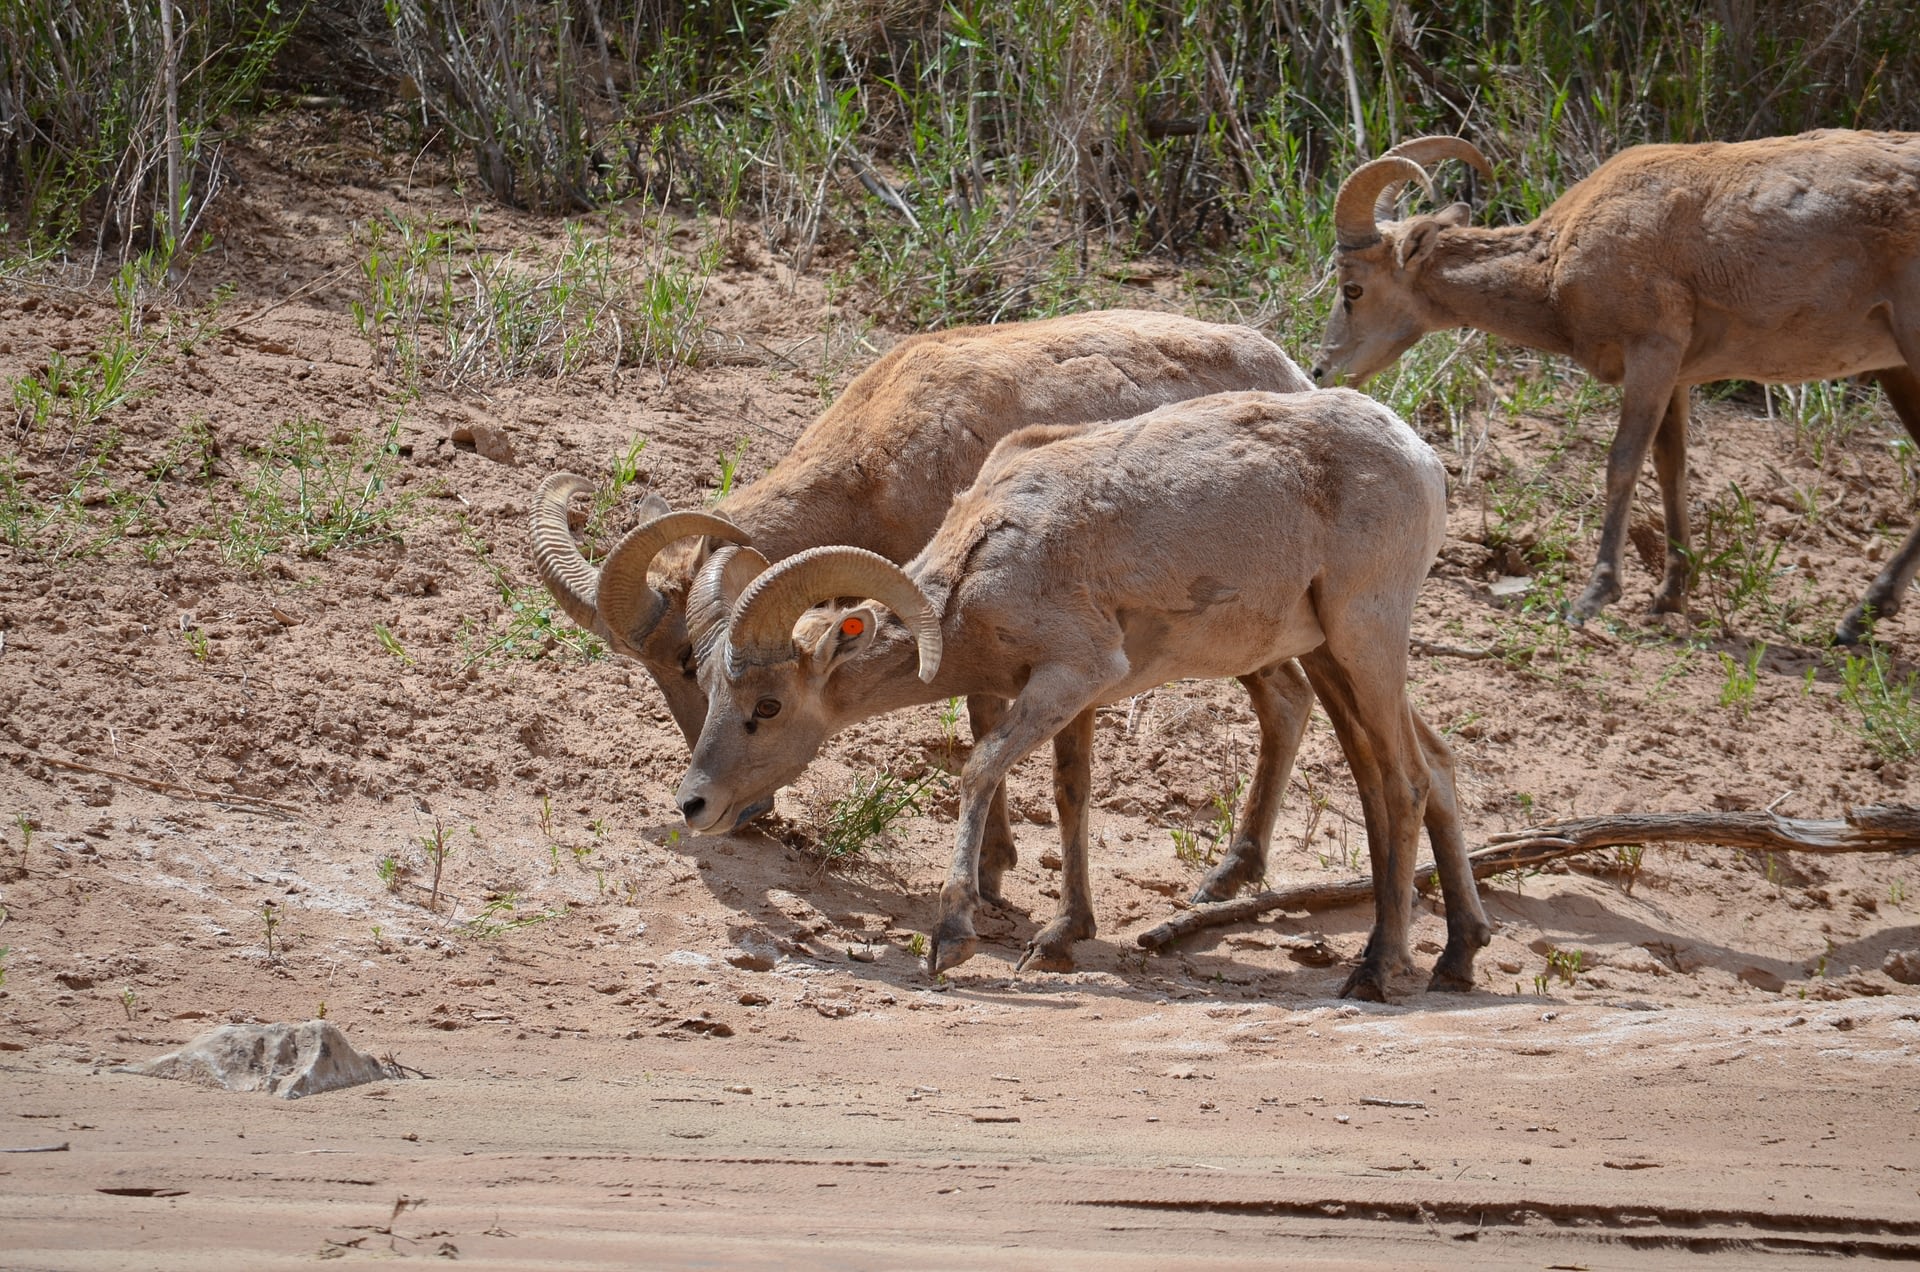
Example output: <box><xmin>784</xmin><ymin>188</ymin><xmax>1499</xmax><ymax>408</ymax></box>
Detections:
<box><xmin>1410</xmin><ymin>638</ymin><xmax>1494</xmax><ymax>661</ymax></box>
<box><xmin>8</xmin><ymin>749</ymin><xmax>304</xmax><ymax>819</ymax></box>
<box><xmin>1</xmin><ymin>1142</ymin><xmax>70</xmax><ymax>1153</ymax></box>
<box><xmin>1136</xmin><ymin>803</ymin><xmax>1920</xmax><ymax>951</ymax></box>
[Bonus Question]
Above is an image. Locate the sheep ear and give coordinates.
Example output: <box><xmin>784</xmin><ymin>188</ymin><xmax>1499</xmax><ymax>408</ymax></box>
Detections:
<box><xmin>1438</xmin><ymin>201</ymin><xmax>1471</xmax><ymax>227</ymax></box>
<box><xmin>806</xmin><ymin>605</ymin><xmax>879</xmax><ymax>680</ymax></box>
<box><xmin>636</xmin><ymin>491</ymin><xmax>672</xmax><ymax>519</ymax></box>
<box><xmin>1396</xmin><ymin>217</ymin><xmax>1450</xmax><ymax>269</ymax></box>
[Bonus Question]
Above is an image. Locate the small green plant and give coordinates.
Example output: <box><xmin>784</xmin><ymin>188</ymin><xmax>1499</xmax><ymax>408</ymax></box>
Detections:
<box><xmin>465</xmin><ymin>893</ymin><xmax>565</xmax><ymax>938</ymax></box>
<box><xmin>1546</xmin><ymin>947</ymin><xmax>1585</xmax><ymax>987</ymax></box>
<box><xmin>815</xmin><ymin>770</ymin><xmax>938</xmax><ymax>860</ymax></box>
<box><xmin>1718</xmin><ymin>643</ymin><xmax>1766</xmax><ymax>714</ymax></box>
<box><xmin>224</xmin><ymin>417</ymin><xmax>411</xmax><ymax>568</ymax></box>
<box><xmin>1612</xmin><ymin>844</ymin><xmax>1646</xmax><ymax>897</ymax></box>
<box><xmin>11</xmin><ymin>814</ymin><xmax>30</xmax><ymax>876</ymax></box>
<box><xmin>261</xmin><ymin>900</ymin><xmax>281</xmax><ymax>961</ymax></box>
<box><xmin>371</xmin><ymin>924</ymin><xmax>385</xmax><ymax>945</ymax></box>
<box><xmin>1532</xmin><ymin>972</ymin><xmax>1550</xmax><ymax>995</ymax></box>
<box><xmin>937</xmin><ymin>697</ymin><xmax>965</xmax><ymax>751</ymax></box>
<box><xmin>376</xmin><ymin>855</ymin><xmax>403</xmax><ymax>893</ymax></box>
<box><xmin>711</xmin><ymin>438</ymin><xmax>751</xmax><ymax>502</ymax></box>
<box><xmin>906</xmin><ymin>932</ymin><xmax>928</xmax><ymax>958</ymax></box>
<box><xmin>538</xmin><ymin>795</ymin><xmax>554</xmax><ymax>838</ymax></box>
<box><xmin>180</xmin><ymin>625</ymin><xmax>210</xmax><ymax>662</ymax></box>
<box><xmin>419</xmin><ymin>818</ymin><xmax>451</xmax><ymax>914</ymax></box>
<box><xmin>316</xmin><ymin>1000</ymin><xmax>328</xmax><ymax>1020</ymax></box>
<box><xmin>457</xmin><ymin>520</ymin><xmax>603</xmax><ymax>667</ymax></box>
<box><xmin>374</xmin><ymin>623</ymin><xmax>414</xmax><ymax>666</ymax></box>
<box><xmin>1838</xmin><ymin>647</ymin><xmax>1920</xmax><ymax>761</ymax></box>
<box><xmin>1170</xmin><ymin>825</ymin><xmax>1206</xmax><ymax>867</ymax></box>
<box><xmin>119</xmin><ymin>986</ymin><xmax>137</xmax><ymax>1022</ymax></box>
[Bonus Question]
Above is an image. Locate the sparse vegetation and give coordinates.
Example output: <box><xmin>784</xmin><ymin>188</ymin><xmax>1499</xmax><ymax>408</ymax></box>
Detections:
<box><xmin>1718</xmin><ymin>644</ymin><xmax>1766</xmax><ymax>714</ymax></box>
<box><xmin>465</xmin><ymin>893</ymin><xmax>564</xmax><ymax>938</ymax></box>
<box><xmin>813</xmin><ymin>769</ymin><xmax>939</xmax><ymax>861</ymax></box>
<box><xmin>260</xmin><ymin>900</ymin><xmax>281</xmax><ymax>961</ymax></box>
<box><xmin>1838</xmin><ymin>647</ymin><xmax>1920</xmax><ymax>761</ymax></box>
<box><xmin>419</xmin><ymin>818</ymin><xmax>452</xmax><ymax>914</ymax></box>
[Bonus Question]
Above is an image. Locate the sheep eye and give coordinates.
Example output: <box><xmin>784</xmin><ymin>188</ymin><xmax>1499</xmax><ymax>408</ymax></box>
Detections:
<box><xmin>753</xmin><ymin>698</ymin><xmax>782</xmax><ymax>720</ymax></box>
<box><xmin>1342</xmin><ymin>283</ymin><xmax>1364</xmax><ymax>301</ymax></box>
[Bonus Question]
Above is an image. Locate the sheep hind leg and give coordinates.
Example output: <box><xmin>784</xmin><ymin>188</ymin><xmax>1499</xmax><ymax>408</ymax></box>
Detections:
<box><xmin>1016</xmin><ymin>707</ymin><xmax>1099</xmax><ymax>973</ymax></box>
<box><xmin>1300</xmin><ymin>650</ymin><xmax>1429</xmax><ymax>1003</ymax></box>
<box><xmin>1416</xmin><ymin>710</ymin><xmax>1492</xmax><ymax>992</ymax></box>
<box><xmin>1648</xmin><ymin>387</ymin><xmax>1693</xmax><ymax>615</ymax></box>
<box><xmin>1192</xmin><ymin>661</ymin><xmax>1314</xmax><ymax>904</ymax></box>
<box><xmin>930</xmin><ymin>667</ymin><xmax>1098</xmax><ymax>976</ymax></box>
<box><xmin>1837</xmin><ymin>364</ymin><xmax>1920</xmax><ymax>643</ymax></box>
<box><xmin>966</xmin><ymin>695</ymin><xmax>1023</xmax><ymax>910</ymax></box>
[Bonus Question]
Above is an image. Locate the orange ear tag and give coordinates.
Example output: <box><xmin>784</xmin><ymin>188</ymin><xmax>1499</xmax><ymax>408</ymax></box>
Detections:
<box><xmin>840</xmin><ymin>616</ymin><xmax>865</xmax><ymax>637</ymax></box>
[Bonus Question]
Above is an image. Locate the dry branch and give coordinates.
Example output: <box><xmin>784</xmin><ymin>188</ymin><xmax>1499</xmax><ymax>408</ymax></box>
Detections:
<box><xmin>1135</xmin><ymin>804</ymin><xmax>1919</xmax><ymax>952</ymax></box>
<box><xmin>5</xmin><ymin>748</ymin><xmax>306</xmax><ymax>820</ymax></box>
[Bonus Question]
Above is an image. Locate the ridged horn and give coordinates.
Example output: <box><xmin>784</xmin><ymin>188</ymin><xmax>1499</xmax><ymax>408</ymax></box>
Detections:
<box><xmin>725</xmin><ymin>546</ymin><xmax>942</xmax><ymax>684</ymax></box>
<box><xmin>686</xmin><ymin>544</ymin><xmax>771</xmax><ymax>670</ymax></box>
<box><xmin>597</xmin><ymin>511</ymin><xmax>752</xmax><ymax>651</ymax></box>
<box><xmin>1383</xmin><ymin>135</ymin><xmax>1492</xmax><ymax>178</ymax></box>
<box><xmin>1333</xmin><ymin>156</ymin><xmax>1434</xmax><ymax>249</ymax></box>
<box><xmin>1374</xmin><ymin>136</ymin><xmax>1493</xmax><ymax>218</ymax></box>
<box><xmin>529</xmin><ymin>472</ymin><xmax>608</xmax><ymax>639</ymax></box>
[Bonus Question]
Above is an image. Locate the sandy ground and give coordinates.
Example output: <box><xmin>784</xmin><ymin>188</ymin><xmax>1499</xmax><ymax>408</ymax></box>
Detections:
<box><xmin>2</xmin><ymin>112</ymin><xmax>1919</xmax><ymax>1267</ymax></box>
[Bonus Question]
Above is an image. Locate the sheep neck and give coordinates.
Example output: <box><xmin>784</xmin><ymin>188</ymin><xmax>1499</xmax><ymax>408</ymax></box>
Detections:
<box><xmin>1422</xmin><ymin>224</ymin><xmax>1573</xmax><ymax>359</ymax></box>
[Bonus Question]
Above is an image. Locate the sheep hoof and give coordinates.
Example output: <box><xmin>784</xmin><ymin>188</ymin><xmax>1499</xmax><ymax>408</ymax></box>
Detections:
<box><xmin>927</xmin><ymin>916</ymin><xmax>979</xmax><ymax>976</ymax></box>
<box><xmin>1338</xmin><ymin>963</ymin><xmax>1392</xmax><ymax>1003</ymax></box>
<box><xmin>1015</xmin><ymin>919</ymin><xmax>1086</xmax><ymax>973</ymax></box>
<box><xmin>1426</xmin><ymin>953</ymin><xmax>1479</xmax><ymax>993</ymax></box>
<box><xmin>1191</xmin><ymin>851</ymin><xmax>1261</xmax><ymax>904</ymax></box>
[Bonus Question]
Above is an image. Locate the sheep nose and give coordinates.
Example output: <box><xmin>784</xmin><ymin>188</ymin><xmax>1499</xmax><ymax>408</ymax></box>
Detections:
<box><xmin>1310</xmin><ymin>363</ymin><xmax>1326</xmax><ymax>381</ymax></box>
<box><xmin>680</xmin><ymin>795</ymin><xmax>706</xmax><ymax>823</ymax></box>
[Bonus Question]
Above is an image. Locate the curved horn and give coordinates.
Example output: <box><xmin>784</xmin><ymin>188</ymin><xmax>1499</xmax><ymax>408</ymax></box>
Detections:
<box><xmin>530</xmin><ymin>472</ymin><xmax>607</xmax><ymax>638</ymax></box>
<box><xmin>1374</xmin><ymin>136</ymin><xmax>1493</xmax><ymax>219</ymax></box>
<box><xmin>597</xmin><ymin>511</ymin><xmax>751</xmax><ymax>651</ymax></box>
<box><xmin>725</xmin><ymin>546</ymin><xmax>942</xmax><ymax>684</ymax></box>
<box><xmin>1383</xmin><ymin>135</ymin><xmax>1492</xmax><ymax>178</ymax></box>
<box><xmin>686</xmin><ymin>544</ymin><xmax>771</xmax><ymax>669</ymax></box>
<box><xmin>1333</xmin><ymin>156</ymin><xmax>1434</xmax><ymax>250</ymax></box>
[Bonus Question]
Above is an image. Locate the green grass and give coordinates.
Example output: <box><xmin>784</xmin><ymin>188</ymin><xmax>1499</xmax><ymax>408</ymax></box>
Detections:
<box><xmin>1839</xmin><ymin>647</ymin><xmax>1920</xmax><ymax>762</ymax></box>
<box><xmin>814</xmin><ymin>769</ymin><xmax>940</xmax><ymax>861</ymax></box>
<box><xmin>222</xmin><ymin>417</ymin><xmax>411</xmax><ymax>568</ymax></box>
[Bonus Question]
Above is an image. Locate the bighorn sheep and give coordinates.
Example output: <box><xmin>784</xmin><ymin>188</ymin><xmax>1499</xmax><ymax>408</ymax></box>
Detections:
<box><xmin>1313</xmin><ymin>131</ymin><xmax>1920</xmax><ymax>643</ymax></box>
<box><xmin>674</xmin><ymin>389</ymin><xmax>1493</xmax><ymax>1001</ymax></box>
<box><xmin>531</xmin><ymin>310</ymin><xmax>1312</xmax><ymax>902</ymax></box>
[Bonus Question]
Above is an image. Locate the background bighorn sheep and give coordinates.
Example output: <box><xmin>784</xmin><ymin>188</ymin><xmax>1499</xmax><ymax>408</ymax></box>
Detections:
<box><xmin>531</xmin><ymin>309</ymin><xmax>1311</xmax><ymax>901</ymax></box>
<box><xmin>1312</xmin><ymin>131</ymin><xmax>1920</xmax><ymax>643</ymax></box>
<box><xmin>674</xmin><ymin>389</ymin><xmax>1493</xmax><ymax>1002</ymax></box>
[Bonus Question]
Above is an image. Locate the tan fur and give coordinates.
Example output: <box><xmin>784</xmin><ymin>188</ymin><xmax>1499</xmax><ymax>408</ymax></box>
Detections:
<box><xmin>677</xmin><ymin>390</ymin><xmax>1493</xmax><ymax>1001</ymax></box>
<box><xmin>1315</xmin><ymin>130</ymin><xmax>1920</xmax><ymax>641</ymax></box>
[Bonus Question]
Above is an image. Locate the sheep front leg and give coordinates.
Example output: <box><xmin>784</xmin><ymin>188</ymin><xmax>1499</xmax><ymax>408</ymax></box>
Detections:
<box><xmin>966</xmin><ymin>695</ymin><xmax>1022</xmax><ymax>910</ymax></box>
<box><xmin>1192</xmin><ymin>661</ymin><xmax>1314</xmax><ymax>903</ymax></box>
<box><xmin>929</xmin><ymin>667</ymin><xmax>1096</xmax><ymax>976</ymax></box>
<box><xmin>1016</xmin><ymin>707</ymin><xmax>1098</xmax><ymax>973</ymax></box>
<box><xmin>1572</xmin><ymin>349</ymin><xmax>1685</xmax><ymax>623</ymax></box>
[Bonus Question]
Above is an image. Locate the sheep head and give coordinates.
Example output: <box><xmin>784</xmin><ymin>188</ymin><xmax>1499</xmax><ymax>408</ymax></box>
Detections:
<box><xmin>1312</xmin><ymin>137</ymin><xmax>1491</xmax><ymax>385</ymax></box>
<box><xmin>676</xmin><ymin>547</ymin><xmax>941</xmax><ymax>835</ymax></box>
<box><xmin>528</xmin><ymin>473</ymin><xmax>750</xmax><ymax>745</ymax></box>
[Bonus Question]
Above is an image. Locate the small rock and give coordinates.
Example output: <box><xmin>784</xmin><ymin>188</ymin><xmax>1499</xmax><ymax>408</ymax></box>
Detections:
<box><xmin>1883</xmin><ymin>949</ymin><xmax>1920</xmax><ymax>985</ymax></box>
<box><xmin>123</xmin><ymin>1021</ymin><xmax>392</xmax><ymax>1099</ymax></box>
<box><xmin>1737</xmin><ymin>966</ymin><xmax>1786</xmax><ymax>993</ymax></box>
<box><xmin>451</xmin><ymin>422</ymin><xmax>517</xmax><ymax>466</ymax></box>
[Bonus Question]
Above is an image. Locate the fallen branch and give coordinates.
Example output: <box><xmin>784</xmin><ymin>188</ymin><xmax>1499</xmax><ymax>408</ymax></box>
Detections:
<box><xmin>1136</xmin><ymin>804</ymin><xmax>1919</xmax><ymax>952</ymax></box>
<box><xmin>6</xmin><ymin>748</ymin><xmax>305</xmax><ymax>820</ymax></box>
<box><xmin>1410</xmin><ymin>637</ymin><xmax>1495</xmax><ymax>660</ymax></box>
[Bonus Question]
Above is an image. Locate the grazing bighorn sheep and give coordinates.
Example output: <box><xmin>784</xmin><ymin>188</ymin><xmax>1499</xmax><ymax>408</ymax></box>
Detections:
<box><xmin>531</xmin><ymin>310</ymin><xmax>1312</xmax><ymax>902</ymax></box>
<box><xmin>674</xmin><ymin>389</ymin><xmax>1494</xmax><ymax>1001</ymax></box>
<box><xmin>1313</xmin><ymin>131</ymin><xmax>1920</xmax><ymax>642</ymax></box>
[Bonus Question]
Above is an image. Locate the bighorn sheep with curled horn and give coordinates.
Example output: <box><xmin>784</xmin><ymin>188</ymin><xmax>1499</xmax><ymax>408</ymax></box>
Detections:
<box><xmin>530</xmin><ymin>310</ymin><xmax>1311</xmax><ymax>904</ymax></box>
<box><xmin>1313</xmin><ymin>131</ymin><xmax>1920</xmax><ymax>643</ymax></box>
<box><xmin>674</xmin><ymin>389</ymin><xmax>1493</xmax><ymax>1001</ymax></box>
